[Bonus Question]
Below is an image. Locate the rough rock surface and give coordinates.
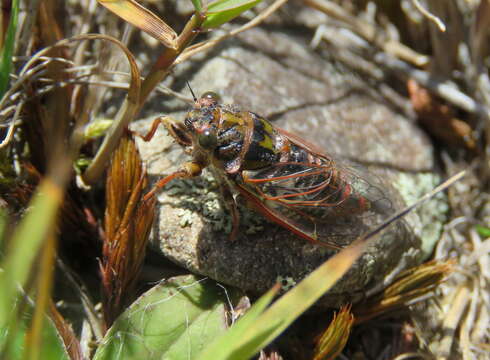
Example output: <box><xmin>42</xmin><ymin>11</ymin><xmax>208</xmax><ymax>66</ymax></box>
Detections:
<box><xmin>134</xmin><ymin>27</ymin><xmax>447</xmax><ymax>307</ymax></box>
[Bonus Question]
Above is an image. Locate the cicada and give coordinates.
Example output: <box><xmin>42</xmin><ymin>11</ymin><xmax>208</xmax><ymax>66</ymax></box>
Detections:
<box><xmin>143</xmin><ymin>91</ymin><xmax>392</xmax><ymax>250</ymax></box>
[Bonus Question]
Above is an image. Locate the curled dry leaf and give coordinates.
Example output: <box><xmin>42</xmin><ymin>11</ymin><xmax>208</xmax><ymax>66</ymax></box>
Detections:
<box><xmin>407</xmin><ymin>79</ymin><xmax>476</xmax><ymax>150</ymax></box>
<box><xmin>97</xmin><ymin>0</ymin><xmax>178</xmax><ymax>49</ymax></box>
<box><xmin>48</xmin><ymin>301</ymin><xmax>84</xmax><ymax>360</ymax></box>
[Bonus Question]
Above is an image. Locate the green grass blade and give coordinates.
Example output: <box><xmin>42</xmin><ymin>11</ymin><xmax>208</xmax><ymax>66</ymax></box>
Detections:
<box><xmin>198</xmin><ymin>284</ymin><xmax>279</xmax><ymax>360</ymax></box>
<box><xmin>0</xmin><ymin>208</ymin><xmax>6</xmax><ymax>247</ymax></box>
<box><xmin>207</xmin><ymin>0</ymin><xmax>260</xmax><ymax>12</ymax></box>
<box><xmin>476</xmin><ymin>224</ymin><xmax>490</xmax><ymax>238</ymax></box>
<box><xmin>0</xmin><ymin>303</ymin><xmax>70</xmax><ymax>360</ymax></box>
<box><xmin>190</xmin><ymin>0</ymin><xmax>203</xmax><ymax>12</ymax></box>
<box><xmin>199</xmin><ymin>241</ymin><xmax>368</xmax><ymax>360</ymax></box>
<box><xmin>0</xmin><ymin>0</ymin><xmax>20</xmax><ymax>97</ymax></box>
<box><xmin>203</xmin><ymin>0</ymin><xmax>262</xmax><ymax>29</ymax></box>
<box><xmin>0</xmin><ymin>179</ymin><xmax>63</xmax><ymax>328</ymax></box>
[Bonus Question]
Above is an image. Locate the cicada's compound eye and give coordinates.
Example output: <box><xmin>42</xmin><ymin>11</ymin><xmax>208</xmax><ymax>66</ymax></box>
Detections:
<box><xmin>197</xmin><ymin>128</ymin><xmax>218</xmax><ymax>150</ymax></box>
<box><xmin>200</xmin><ymin>91</ymin><xmax>221</xmax><ymax>105</ymax></box>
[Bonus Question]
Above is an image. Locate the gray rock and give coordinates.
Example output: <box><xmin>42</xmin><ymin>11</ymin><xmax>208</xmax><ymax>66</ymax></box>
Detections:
<box><xmin>134</xmin><ymin>27</ymin><xmax>447</xmax><ymax>307</ymax></box>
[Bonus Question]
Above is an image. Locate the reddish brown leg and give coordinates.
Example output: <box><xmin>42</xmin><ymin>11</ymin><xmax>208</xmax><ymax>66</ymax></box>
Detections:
<box><xmin>134</xmin><ymin>116</ymin><xmax>192</xmax><ymax>147</ymax></box>
<box><xmin>143</xmin><ymin>161</ymin><xmax>203</xmax><ymax>201</ymax></box>
<box><xmin>220</xmin><ymin>184</ymin><xmax>241</xmax><ymax>241</ymax></box>
<box><xmin>139</xmin><ymin>116</ymin><xmax>165</xmax><ymax>142</ymax></box>
<box><xmin>229</xmin><ymin>205</ymin><xmax>240</xmax><ymax>241</ymax></box>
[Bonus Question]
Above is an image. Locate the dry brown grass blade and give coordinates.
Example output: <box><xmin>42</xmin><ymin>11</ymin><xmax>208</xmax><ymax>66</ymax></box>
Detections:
<box><xmin>1</xmin><ymin>33</ymin><xmax>142</xmax><ymax>175</ymax></box>
<box><xmin>0</xmin><ymin>1</ymin><xmax>11</xmax><ymax>49</ymax></box>
<box><xmin>303</xmin><ymin>0</ymin><xmax>428</xmax><ymax>67</ymax></box>
<box><xmin>15</xmin><ymin>1</ymin><xmax>71</xmax><ymax>173</ymax></box>
<box><xmin>139</xmin><ymin>12</ymin><xmax>205</xmax><ymax>103</ymax></box>
<box><xmin>471</xmin><ymin>0</ymin><xmax>490</xmax><ymax>66</ymax></box>
<box><xmin>100</xmin><ymin>133</ymin><xmax>155</xmax><ymax>328</ymax></box>
<box><xmin>48</xmin><ymin>300</ymin><xmax>84</xmax><ymax>360</ymax></box>
<box><xmin>438</xmin><ymin>285</ymin><xmax>471</xmax><ymax>359</ymax></box>
<box><xmin>313</xmin><ymin>305</ymin><xmax>354</xmax><ymax>360</ymax></box>
<box><xmin>353</xmin><ymin>260</ymin><xmax>455</xmax><ymax>324</ymax></box>
<box><xmin>38</xmin><ymin>0</ymin><xmax>65</xmax><ymax>45</ymax></box>
<box><xmin>33</xmin><ymin>1</ymin><xmax>72</xmax><ymax>171</ymax></box>
<box><xmin>426</xmin><ymin>1</ymin><xmax>463</xmax><ymax>77</ymax></box>
<box><xmin>97</xmin><ymin>0</ymin><xmax>178</xmax><ymax>49</ymax></box>
<box><xmin>407</xmin><ymin>79</ymin><xmax>476</xmax><ymax>151</ymax></box>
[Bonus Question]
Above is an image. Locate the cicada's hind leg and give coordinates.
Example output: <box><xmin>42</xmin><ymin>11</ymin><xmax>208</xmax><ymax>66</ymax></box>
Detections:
<box><xmin>143</xmin><ymin>161</ymin><xmax>203</xmax><ymax>201</ymax></box>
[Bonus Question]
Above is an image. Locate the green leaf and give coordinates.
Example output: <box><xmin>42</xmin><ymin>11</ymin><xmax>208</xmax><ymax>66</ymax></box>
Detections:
<box><xmin>93</xmin><ymin>275</ymin><xmax>239</xmax><ymax>360</ymax></box>
<box><xmin>190</xmin><ymin>0</ymin><xmax>203</xmax><ymax>12</ymax></box>
<box><xmin>203</xmin><ymin>0</ymin><xmax>262</xmax><ymax>29</ymax></box>
<box><xmin>0</xmin><ymin>0</ymin><xmax>20</xmax><ymax>97</ymax></box>
<box><xmin>476</xmin><ymin>224</ymin><xmax>490</xmax><ymax>238</ymax></box>
<box><xmin>84</xmin><ymin>118</ymin><xmax>114</xmax><ymax>140</ymax></box>
<box><xmin>0</xmin><ymin>300</ymin><xmax>69</xmax><ymax>360</ymax></box>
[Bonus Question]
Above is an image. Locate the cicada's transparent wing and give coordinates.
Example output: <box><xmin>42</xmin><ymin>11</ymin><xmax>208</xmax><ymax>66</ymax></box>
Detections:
<box><xmin>239</xmin><ymin>158</ymin><xmax>393</xmax><ymax>247</ymax></box>
<box><xmin>336</xmin><ymin>163</ymin><xmax>394</xmax><ymax>218</ymax></box>
<box><xmin>234</xmin><ymin>180</ymin><xmax>344</xmax><ymax>250</ymax></box>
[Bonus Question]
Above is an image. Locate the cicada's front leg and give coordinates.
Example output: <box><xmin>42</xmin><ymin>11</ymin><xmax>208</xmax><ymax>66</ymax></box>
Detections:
<box><xmin>135</xmin><ymin>115</ymin><xmax>200</xmax><ymax>201</ymax></box>
<box><xmin>137</xmin><ymin>116</ymin><xmax>192</xmax><ymax>147</ymax></box>
<box><xmin>133</xmin><ymin>115</ymin><xmax>192</xmax><ymax>159</ymax></box>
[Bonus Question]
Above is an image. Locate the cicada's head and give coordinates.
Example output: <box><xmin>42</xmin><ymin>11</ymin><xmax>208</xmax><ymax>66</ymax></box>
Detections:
<box><xmin>184</xmin><ymin>91</ymin><xmax>222</xmax><ymax>153</ymax></box>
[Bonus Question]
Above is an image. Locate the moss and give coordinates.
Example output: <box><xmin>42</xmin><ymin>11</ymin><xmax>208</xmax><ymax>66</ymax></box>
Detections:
<box><xmin>163</xmin><ymin>169</ymin><xmax>266</xmax><ymax>235</ymax></box>
<box><xmin>276</xmin><ymin>276</ymin><xmax>296</xmax><ymax>291</ymax></box>
<box><xmin>393</xmin><ymin>172</ymin><xmax>448</xmax><ymax>259</ymax></box>
<box><xmin>177</xmin><ymin>208</ymin><xmax>194</xmax><ymax>228</ymax></box>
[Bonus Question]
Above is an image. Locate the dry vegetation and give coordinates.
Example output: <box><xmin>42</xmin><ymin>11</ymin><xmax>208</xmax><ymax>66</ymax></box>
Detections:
<box><xmin>0</xmin><ymin>0</ymin><xmax>489</xmax><ymax>359</ymax></box>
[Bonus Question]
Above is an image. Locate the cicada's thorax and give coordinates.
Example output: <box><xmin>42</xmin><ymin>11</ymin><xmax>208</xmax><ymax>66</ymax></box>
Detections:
<box><xmin>214</xmin><ymin>107</ymin><xmax>284</xmax><ymax>172</ymax></box>
<box><xmin>185</xmin><ymin>101</ymin><xmax>283</xmax><ymax>172</ymax></box>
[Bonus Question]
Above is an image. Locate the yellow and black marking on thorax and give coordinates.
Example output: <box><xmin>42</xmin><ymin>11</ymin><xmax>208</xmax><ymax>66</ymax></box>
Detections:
<box><xmin>184</xmin><ymin>98</ymin><xmax>282</xmax><ymax>173</ymax></box>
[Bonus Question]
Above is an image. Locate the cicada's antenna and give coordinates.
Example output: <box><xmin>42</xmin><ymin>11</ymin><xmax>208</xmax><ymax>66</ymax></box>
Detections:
<box><xmin>186</xmin><ymin>81</ymin><xmax>197</xmax><ymax>102</ymax></box>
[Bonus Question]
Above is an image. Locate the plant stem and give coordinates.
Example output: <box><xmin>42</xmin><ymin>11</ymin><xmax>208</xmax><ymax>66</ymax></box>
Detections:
<box><xmin>139</xmin><ymin>12</ymin><xmax>206</xmax><ymax>105</ymax></box>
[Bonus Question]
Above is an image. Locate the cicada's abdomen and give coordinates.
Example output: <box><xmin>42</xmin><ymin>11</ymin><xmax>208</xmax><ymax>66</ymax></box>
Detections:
<box><xmin>241</xmin><ymin>135</ymin><xmax>393</xmax><ymax>222</ymax></box>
